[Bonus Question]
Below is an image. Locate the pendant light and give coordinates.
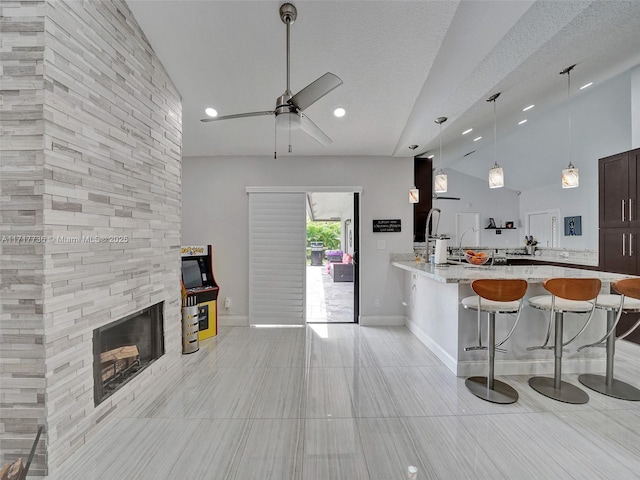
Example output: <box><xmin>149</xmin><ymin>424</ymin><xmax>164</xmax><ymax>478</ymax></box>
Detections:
<box><xmin>434</xmin><ymin>116</ymin><xmax>448</xmax><ymax>193</ymax></box>
<box><xmin>561</xmin><ymin>64</ymin><xmax>579</xmax><ymax>188</ymax></box>
<box><xmin>486</xmin><ymin>93</ymin><xmax>504</xmax><ymax>189</ymax></box>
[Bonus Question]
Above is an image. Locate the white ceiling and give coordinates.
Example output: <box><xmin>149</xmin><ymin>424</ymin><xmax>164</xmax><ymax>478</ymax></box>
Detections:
<box><xmin>127</xmin><ymin>0</ymin><xmax>640</xmax><ymax>189</ymax></box>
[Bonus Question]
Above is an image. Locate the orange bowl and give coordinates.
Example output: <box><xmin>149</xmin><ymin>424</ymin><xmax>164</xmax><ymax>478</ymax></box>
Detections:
<box><xmin>464</xmin><ymin>251</ymin><xmax>490</xmax><ymax>266</ymax></box>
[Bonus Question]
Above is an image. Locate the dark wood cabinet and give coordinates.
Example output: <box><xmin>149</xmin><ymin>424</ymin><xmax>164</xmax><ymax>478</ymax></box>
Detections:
<box><xmin>599</xmin><ymin>148</ymin><xmax>640</xmax><ymax>229</ymax></box>
<box><xmin>599</xmin><ymin>148</ymin><xmax>640</xmax><ymax>344</ymax></box>
<box><xmin>413</xmin><ymin>157</ymin><xmax>433</xmax><ymax>242</ymax></box>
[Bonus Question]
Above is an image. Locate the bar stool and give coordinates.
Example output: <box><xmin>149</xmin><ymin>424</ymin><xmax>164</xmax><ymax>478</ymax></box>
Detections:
<box><xmin>527</xmin><ymin>278</ymin><xmax>601</xmax><ymax>404</ymax></box>
<box><xmin>577</xmin><ymin>278</ymin><xmax>640</xmax><ymax>400</ymax></box>
<box><xmin>461</xmin><ymin>279</ymin><xmax>528</xmax><ymax>404</ymax></box>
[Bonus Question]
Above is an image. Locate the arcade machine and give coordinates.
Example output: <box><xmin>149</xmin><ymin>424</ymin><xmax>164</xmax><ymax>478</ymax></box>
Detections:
<box><xmin>180</xmin><ymin>245</ymin><xmax>219</xmax><ymax>348</ymax></box>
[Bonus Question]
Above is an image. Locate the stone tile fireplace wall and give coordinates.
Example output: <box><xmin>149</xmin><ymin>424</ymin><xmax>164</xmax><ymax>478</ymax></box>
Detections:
<box><xmin>0</xmin><ymin>0</ymin><xmax>182</xmax><ymax>475</ymax></box>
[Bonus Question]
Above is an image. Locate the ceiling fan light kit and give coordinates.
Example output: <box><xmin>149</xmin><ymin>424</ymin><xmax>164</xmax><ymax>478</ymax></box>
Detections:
<box><xmin>200</xmin><ymin>3</ymin><xmax>343</xmax><ymax>154</ymax></box>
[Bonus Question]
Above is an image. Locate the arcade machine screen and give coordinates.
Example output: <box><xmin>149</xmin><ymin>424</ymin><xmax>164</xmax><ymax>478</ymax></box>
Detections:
<box><xmin>182</xmin><ymin>259</ymin><xmax>203</xmax><ymax>289</ymax></box>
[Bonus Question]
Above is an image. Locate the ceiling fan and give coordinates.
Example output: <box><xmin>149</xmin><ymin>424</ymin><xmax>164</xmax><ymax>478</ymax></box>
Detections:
<box><xmin>200</xmin><ymin>3</ymin><xmax>343</xmax><ymax>150</ymax></box>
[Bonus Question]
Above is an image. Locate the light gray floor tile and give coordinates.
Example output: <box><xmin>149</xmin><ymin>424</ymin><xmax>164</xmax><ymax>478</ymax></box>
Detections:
<box><xmin>229</xmin><ymin>419</ymin><xmax>301</xmax><ymax>480</ymax></box>
<box><xmin>357</xmin><ymin>418</ymin><xmax>426</xmax><ymax>480</ymax></box>
<box><xmin>305</xmin><ymin>367</ymin><xmax>355</xmax><ymax>418</ymax></box>
<box><xmin>302</xmin><ymin>418</ymin><xmax>369</xmax><ymax>480</ymax></box>
<box><xmin>379</xmin><ymin>366</ymin><xmax>457</xmax><ymax>416</ymax></box>
<box><xmin>404</xmin><ymin>416</ymin><xmax>507</xmax><ymax>480</ymax></box>
<box><xmin>308</xmin><ymin>336</ymin><xmax>375</xmax><ymax>368</ymax></box>
<box><xmin>250</xmin><ymin>367</ymin><xmax>305</xmax><ymax>419</ymax></box>
<box><xmin>345</xmin><ymin>367</ymin><xmax>399</xmax><ymax>418</ymax></box>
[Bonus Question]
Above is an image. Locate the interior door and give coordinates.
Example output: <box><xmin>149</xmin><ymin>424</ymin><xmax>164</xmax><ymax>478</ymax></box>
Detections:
<box><xmin>353</xmin><ymin>192</ymin><xmax>360</xmax><ymax>323</ymax></box>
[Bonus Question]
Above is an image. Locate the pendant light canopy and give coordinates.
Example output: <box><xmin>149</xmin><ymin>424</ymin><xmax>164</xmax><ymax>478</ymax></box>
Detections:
<box><xmin>486</xmin><ymin>93</ymin><xmax>504</xmax><ymax>189</ymax></box>
<box><xmin>561</xmin><ymin>64</ymin><xmax>579</xmax><ymax>188</ymax></box>
<box><xmin>434</xmin><ymin>116</ymin><xmax>448</xmax><ymax>193</ymax></box>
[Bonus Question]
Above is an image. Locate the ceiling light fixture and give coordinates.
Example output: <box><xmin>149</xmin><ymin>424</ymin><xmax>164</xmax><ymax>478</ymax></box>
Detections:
<box><xmin>333</xmin><ymin>107</ymin><xmax>346</xmax><ymax>118</ymax></box>
<box><xmin>560</xmin><ymin>64</ymin><xmax>579</xmax><ymax>189</ymax></box>
<box><xmin>518</xmin><ymin>119</ymin><xmax>527</xmax><ymax>125</ymax></box>
<box><xmin>473</xmin><ymin>136</ymin><xmax>482</xmax><ymax>142</ymax></box>
<box><xmin>462</xmin><ymin>128</ymin><xmax>473</xmax><ymax>135</ymax></box>
<box><xmin>522</xmin><ymin>104</ymin><xmax>534</xmax><ymax>112</ymax></box>
<box><xmin>427</xmin><ymin>154</ymin><xmax>434</xmax><ymax>159</ymax></box>
<box><xmin>205</xmin><ymin>107</ymin><xmax>218</xmax><ymax>117</ymax></box>
<box><xmin>486</xmin><ymin>92</ymin><xmax>504</xmax><ymax>189</ymax></box>
<box><xmin>580</xmin><ymin>82</ymin><xmax>593</xmax><ymax>90</ymax></box>
<box><xmin>434</xmin><ymin>116</ymin><xmax>448</xmax><ymax>194</ymax></box>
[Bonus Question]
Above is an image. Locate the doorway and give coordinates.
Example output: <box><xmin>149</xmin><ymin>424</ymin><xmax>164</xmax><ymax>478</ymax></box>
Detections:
<box><xmin>305</xmin><ymin>191</ymin><xmax>359</xmax><ymax>323</ymax></box>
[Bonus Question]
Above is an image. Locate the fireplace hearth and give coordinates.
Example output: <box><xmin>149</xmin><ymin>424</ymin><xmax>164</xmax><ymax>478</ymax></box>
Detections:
<box><xmin>93</xmin><ymin>303</ymin><xmax>164</xmax><ymax>405</ymax></box>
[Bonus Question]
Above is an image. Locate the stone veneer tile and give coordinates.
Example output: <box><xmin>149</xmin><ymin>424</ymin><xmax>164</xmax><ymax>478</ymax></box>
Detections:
<box><xmin>1</xmin><ymin>0</ymin><xmax>182</xmax><ymax>475</ymax></box>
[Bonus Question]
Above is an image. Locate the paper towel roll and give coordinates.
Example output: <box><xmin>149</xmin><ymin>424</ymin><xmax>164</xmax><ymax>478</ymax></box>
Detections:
<box><xmin>435</xmin><ymin>239</ymin><xmax>448</xmax><ymax>264</ymax></box>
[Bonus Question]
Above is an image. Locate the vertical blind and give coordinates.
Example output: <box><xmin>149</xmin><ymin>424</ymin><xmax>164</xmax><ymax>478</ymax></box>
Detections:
<box><xmin>248</xmin><ymin>192</ymin><xmax>306</xmax><ymax>325</ymax></box>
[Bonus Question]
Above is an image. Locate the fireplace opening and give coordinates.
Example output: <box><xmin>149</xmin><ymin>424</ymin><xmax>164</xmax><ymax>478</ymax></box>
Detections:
<box><xmin>93</xmin><ymin>302</ymin><xmax>165</xmax><ymax>406</ymax></box>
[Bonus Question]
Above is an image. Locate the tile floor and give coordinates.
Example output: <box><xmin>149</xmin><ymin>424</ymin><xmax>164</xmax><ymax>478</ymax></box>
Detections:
<box><xmin>44</xmin><ymin>324</ymin><xmax>640</xmax><ymax>479</ymax></box>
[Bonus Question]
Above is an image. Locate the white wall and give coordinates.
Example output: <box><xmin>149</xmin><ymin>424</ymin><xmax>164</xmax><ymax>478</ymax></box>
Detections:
<box><xmin>632</xmin><ymin>64</ymin><xmax>640</xmax><ymax>149</ymax></box>
<box><xmin>182</xmin><ymin>155</ymin><xmax>413</xmax><ymax>325</ymax></box>
<box><xmin>431</xmin><ymin>169</ymin><xmax>521</xmax><ymax>248</ymax></box>
<box><xmin>519</xmin><ymin>71</ymin><xmax>632</xmax><ymax>250</ymax></box>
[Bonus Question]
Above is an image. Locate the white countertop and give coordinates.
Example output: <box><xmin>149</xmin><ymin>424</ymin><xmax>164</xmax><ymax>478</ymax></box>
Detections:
<box><xmin>391</xmin><ymin>260</ymin><xmax>633</xmax><ymax>284</ymax></box>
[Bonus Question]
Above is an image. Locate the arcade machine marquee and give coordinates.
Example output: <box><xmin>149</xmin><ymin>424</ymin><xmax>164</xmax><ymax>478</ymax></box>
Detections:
<box><xmin>181</xmin><ymin>245</ymin><xmax>219</xmax><ymax>341</ymax></box>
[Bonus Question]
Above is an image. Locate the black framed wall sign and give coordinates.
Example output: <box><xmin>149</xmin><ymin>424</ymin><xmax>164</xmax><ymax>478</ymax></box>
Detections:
<box><xmin>373</xmin><ymin>219</ymin><xmax>401</xmax><ymax>232</ymax></box>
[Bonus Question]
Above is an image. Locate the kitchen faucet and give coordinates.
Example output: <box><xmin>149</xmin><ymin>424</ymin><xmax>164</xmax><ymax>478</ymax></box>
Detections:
<box><xmin>424</xmin><ymin>207</ymin><xmax>441</xmax><ymax>259</ymax></box>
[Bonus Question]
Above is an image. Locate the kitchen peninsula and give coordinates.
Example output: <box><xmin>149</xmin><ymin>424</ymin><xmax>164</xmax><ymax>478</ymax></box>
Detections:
<box><xmin>392</xmin><ymin>259</ymin><xmax>634</xmax><ymax>377</ymax></box>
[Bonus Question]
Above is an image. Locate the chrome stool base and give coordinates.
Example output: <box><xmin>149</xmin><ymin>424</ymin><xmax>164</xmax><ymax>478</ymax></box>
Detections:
<box><xmin>529</xmin><ymin>376</ymin><xmax>589</xmax><ymax>404</ymax></box>
<box><xmin>578</xmin><ymin>374</ymin><xmax>640</xmax><ymax>401</ymax></box>
<box><xmin>465</xmin><ymin>376</ymin><xmax>519</xmax><ymax>404</ymax></box>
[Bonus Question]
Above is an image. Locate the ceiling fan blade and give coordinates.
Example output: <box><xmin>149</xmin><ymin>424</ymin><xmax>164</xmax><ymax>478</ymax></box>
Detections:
<box><xmin>300</xmin><ymin>115</ymin><xmax>332</xmax><ymax>146</ymax></box>
<box><xmin>200</xmin><ymin>111</ymin><xmax>274</xmax><ymax>123</ymax></box>
<box><xmin>289</xmin><ymin>72</ymin><xmax>343</xmax><ymax>111</ymax></box>
<box><xmin>433</xmin><ymin>195</ymin><xmax>461</xmax><ymax>200</ymax></box>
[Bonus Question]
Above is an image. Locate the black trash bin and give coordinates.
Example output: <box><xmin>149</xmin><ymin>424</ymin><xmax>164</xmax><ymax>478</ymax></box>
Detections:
<box><xmin>310</xmin><ymin>241</ymin><xmax>323</xmax><ymax>266</ymax></box>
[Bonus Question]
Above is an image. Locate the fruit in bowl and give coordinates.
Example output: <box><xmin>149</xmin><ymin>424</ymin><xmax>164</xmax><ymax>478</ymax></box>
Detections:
<box><xmin>464</xmin><ymin>250</ymin><xmax>490</xmax><ymax>265</ymax></box>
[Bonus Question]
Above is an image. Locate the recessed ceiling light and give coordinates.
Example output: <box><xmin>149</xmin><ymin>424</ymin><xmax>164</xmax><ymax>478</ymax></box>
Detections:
<box><xmin>205</xmin><ymin>107</ymin><xmax>218</xmax><ymax>117</ymax></box>
<box><xmin>518</xmin><ymin>119</ymin><xmax>527</xmax><ymax>125</ymax></box>
<box><xmin>333</xmin><ymin>107</ymin><xmax>346</xmax><ymax>118</ymax></box>
<box><xmin>580</xmin><ymin>82</ymin><xmax>593</xmax><ymax>90</ymax></box>
<box><xmin>462</xmin><ymin>128</ymin><xmax>473</xmax><ymax>135</ymax></box>
<box><xmin>522</xmin><ymin>105</ymin><xmax>534</xmax><ymax>112</ymax></box>
<box><xmin>473</xmin><ymin>136</ymin><xmax>482</xmax><ymax>142</ymax></box>
<box><xmin>427</xmin><ymin>154</ymin><xmax>435</xmax><ymax>159</ymax></box>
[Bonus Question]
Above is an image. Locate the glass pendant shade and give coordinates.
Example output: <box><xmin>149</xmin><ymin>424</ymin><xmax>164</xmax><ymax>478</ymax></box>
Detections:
<box><xmin>562</xmin><ymin>162</ymin><xmax>579</xmax><ymax>188</ymax></box>
<box><xmin>488</xmin><ymin>163</ymin><xmax>504</xmax><ymax>188</ymax></box>
<box><xmin>434</xmin><ymin>170</ymin><xmax>448</xmax><ymax>193</ymax></box>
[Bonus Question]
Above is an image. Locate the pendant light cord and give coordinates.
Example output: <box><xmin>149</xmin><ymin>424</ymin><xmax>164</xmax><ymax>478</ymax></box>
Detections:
<box><xmin>493</xmin><ymin>99</ymin><xmax>497</xmax><ymax>166</ymax></box>
<box><xmin>567</xmin><ymin>68</ymin><xmax>572</xmax><ymax>166</ymax></box>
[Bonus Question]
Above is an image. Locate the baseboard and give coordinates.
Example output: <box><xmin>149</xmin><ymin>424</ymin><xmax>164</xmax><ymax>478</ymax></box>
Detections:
<box><xmin>359</xmin><ymin>315</ymin><xmax>405</xmax><ymax>326</ymax></box>
<box><xmin>218</xmin><ymin>315</ymin><xmax>249</xmax><ymax>326</ymax></box>
<box><xmin>457</xmin><ymin>357</ymin><xmax>607</xmax><ymax>378</ymax></box>
<box><xmin>405</xmin><ymin>317</ymin><xmax>458</xmax><ymax>375</ymax></box>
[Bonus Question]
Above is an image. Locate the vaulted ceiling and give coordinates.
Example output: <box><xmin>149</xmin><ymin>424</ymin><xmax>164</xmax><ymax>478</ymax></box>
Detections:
<box><xmin>127</xmin><ymin>0</ymin><xmax>640</xmax><ymax>190</ymax></box>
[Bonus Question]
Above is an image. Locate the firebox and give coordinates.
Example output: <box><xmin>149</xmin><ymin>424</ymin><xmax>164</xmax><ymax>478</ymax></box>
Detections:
<box><xmin>93</xmin><ymin>302</ymin><xmax>165</xmax><ymax>405</ymax></box>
